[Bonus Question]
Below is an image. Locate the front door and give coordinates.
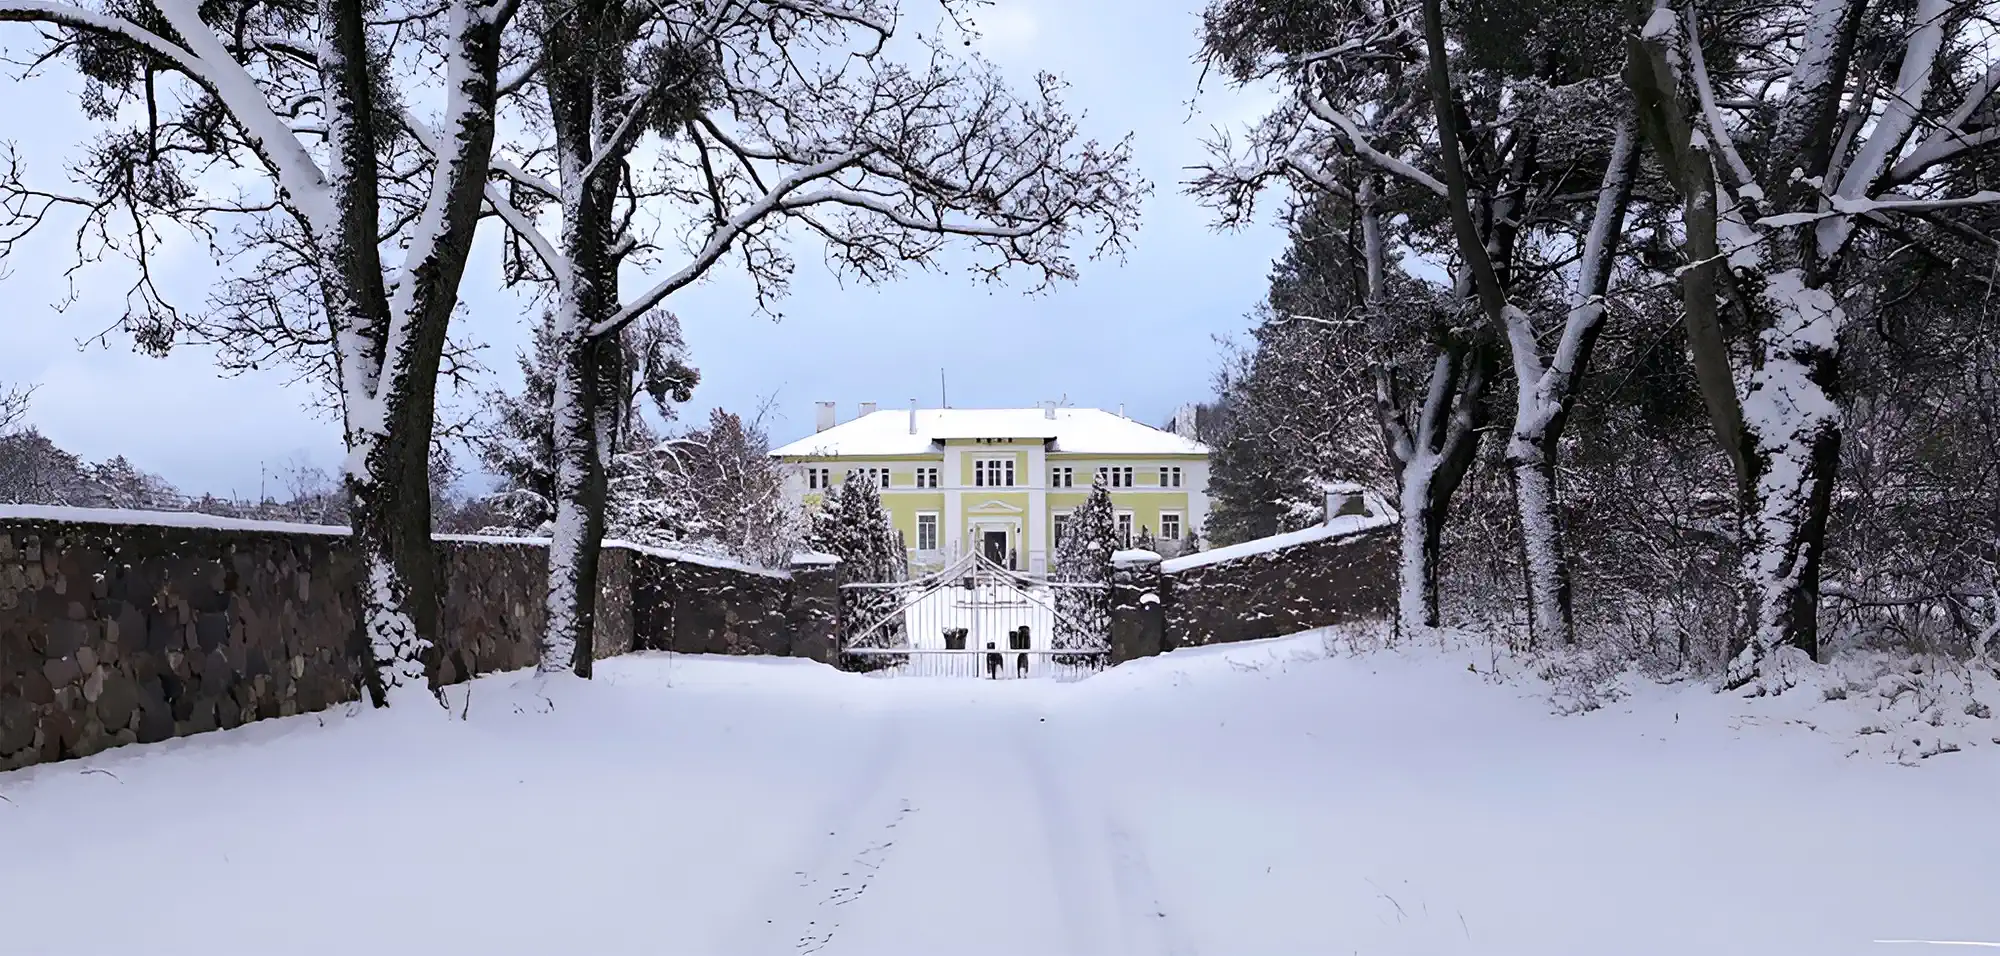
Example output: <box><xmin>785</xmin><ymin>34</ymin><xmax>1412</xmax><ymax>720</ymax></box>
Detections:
<box><xmin>981</xmin><ymin>529</ymin><xmax>1008</xmax><ymax>564</ymax></box>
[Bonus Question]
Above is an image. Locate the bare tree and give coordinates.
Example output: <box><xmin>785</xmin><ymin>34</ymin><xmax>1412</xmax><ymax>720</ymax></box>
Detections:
<box><xmin>1627</xmin><ymin>0</ymin><xmax>2000</xmax><ymax>688</ymax></box>
<box><xmin>0</xmin><ymin>0</ymin><xmax>522</xmax><ymax>704</ymax></box>
<box><xmin>0</xmin><ymin>381</ymin><xmax>29</xmax><ymax>433</ymax></box>
<box><xmin>486</xmin><ymin>0</ymin><xmax>1146</xmax><ymax>676</ymax></box>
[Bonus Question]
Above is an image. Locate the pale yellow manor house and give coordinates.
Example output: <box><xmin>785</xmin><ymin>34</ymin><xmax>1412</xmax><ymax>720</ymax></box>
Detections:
<box><xmin>771</xmin><ymin>402</ymin><xmax>1211</xmax><ymax>575</ymax></box>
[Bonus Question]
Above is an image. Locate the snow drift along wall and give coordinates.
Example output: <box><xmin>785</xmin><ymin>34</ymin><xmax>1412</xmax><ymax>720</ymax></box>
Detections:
<box><xmin>0</xmin><ymin>511</ymin><xmax>794</xmax><ymax>772</ymax></box>
<box><xmin>1158</xmin><ymin>518</ymin><xmax>1396</xmax><ymax>649</ymax></box>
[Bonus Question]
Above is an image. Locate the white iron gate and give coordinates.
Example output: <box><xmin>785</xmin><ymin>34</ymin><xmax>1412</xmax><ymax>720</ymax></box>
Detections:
<box><xmin>839</xmin><ymin>552</ymin><xmax>1110</xmax><ymax>679</ymax></box>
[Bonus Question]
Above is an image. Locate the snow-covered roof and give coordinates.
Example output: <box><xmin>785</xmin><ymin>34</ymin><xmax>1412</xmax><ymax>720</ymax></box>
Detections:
<box><xmin>770</xmin><ymin>407</ymin><xmax>1208</xmax><ymax>458</ymax></box>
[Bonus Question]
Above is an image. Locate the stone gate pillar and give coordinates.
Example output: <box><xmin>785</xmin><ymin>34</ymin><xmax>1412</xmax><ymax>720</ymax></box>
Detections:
<box><xmin>787</xmin><ymin>551</ymin><xmax>843</xmax><ymax>666</ymax></box>
<box><xmin>1109</xmin><ymin>549</ymin><xmax>1164</xmax><ymax>665</ymax></box>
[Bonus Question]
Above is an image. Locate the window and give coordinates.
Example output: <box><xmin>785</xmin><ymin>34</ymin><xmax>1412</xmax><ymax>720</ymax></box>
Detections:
<box><xmin>916</xmin><ymin>466</ymin><xmax>939</xmax><ymax>488</ymax></box>
<box><xmin>974</xmin><ymin>458</ymin><xmax>1016</xmax><ymax>487</ymax></box>
<box><xmin>1160</xmin><ymin>512</ymin><xmax>1182</xmax><ymax>541</ymax></box>
<box><xmin>1096</xmin><ymin>466</ymin><xmax>1134</xmax><ymax>488</ymax></box>
<box><xmin>806</xmin><ymin>466</ymin><xmax>832</xmax><ymax>490</ymax></box>
<box><xmin>1052</xmin><ymin>511</ymin><xmax>1070</xmax><ymax>546</ymax></box>
<box><xmin>1160</xmin><ymin>466</ymin><xmax>1183</xmax><ymax>488</ymax></box>
<box><xmin>865</xmin><ymin>467</ymin><xmax>890</xmax><ymax>488</ymax></box>
<box><xmin>916</xmin><ymin>513</ymin><xmax>939</xmax><ymax>551</ymax></box>
<box><xmin>1050</xmin><ymin>466</ymin><xmax>1073</xmax><ymax>488</ymax></box>
<box><xmin>1115</xmin><ymin>512</ymin><xmax>1134</xmax><ymax>545</ymax></box>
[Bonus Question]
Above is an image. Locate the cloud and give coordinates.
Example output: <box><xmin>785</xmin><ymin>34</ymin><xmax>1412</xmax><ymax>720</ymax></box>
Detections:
<box><xmin>970</xmin><ymin>2</ymin><xmax>1041</xmax><ymax>55</ymax></box>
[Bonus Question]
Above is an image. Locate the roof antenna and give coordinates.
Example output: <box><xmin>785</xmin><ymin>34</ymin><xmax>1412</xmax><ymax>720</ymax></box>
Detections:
<box><xmin>939</xmin><ymin>367</ymin><xmax>947</xmax><ymax>408</ymax></box>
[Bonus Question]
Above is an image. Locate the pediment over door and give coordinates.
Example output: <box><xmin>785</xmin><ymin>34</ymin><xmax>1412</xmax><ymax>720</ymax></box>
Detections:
<box><xmin>966</xmin><ymin>499</ymin><xmax>1025</xmax><ymax>514</ymax></box>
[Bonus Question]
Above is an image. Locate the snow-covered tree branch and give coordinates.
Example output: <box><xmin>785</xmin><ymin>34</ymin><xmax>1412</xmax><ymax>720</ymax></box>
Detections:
<box><xmin>479</xmin><ymin>0</ymin><xmax>1146</xmax><ymax>676</ymax></box>
<box><xmin>1628</xmin><ymin>0</ymin><xmax>2000</xmax><ymax>689</ymax></box>
<box><xmin>0</xmin><ymin>0</ymin><xmax>519</xmax><ymax>705</ymax></box>
<box><xmin>1194</xmin><ymin>0</ymin><xmax>1648</xmax><ymax>641</ymax></box>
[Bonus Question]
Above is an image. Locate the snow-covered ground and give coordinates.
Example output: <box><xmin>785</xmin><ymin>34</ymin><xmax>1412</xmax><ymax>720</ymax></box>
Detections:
<box><xmin>2</xmin><ymin>631</ymin><xmax>1996</xmax><ymax>955</ymax></box>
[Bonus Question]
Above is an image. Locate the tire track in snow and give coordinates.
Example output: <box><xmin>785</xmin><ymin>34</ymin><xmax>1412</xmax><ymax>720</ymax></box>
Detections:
<box><xmin>1015</xmin><ymin>709</ymin><xmax>1197</xmax><ymax>956</ymax></box>
<box><xmin>1014</xmin><ymin>723</ymin><xmax>1100</xmax><ymax>956</ymax></box>
<box><xmin>721</xmin><ymin>707</ymin><xmax>912</xmax><ymax>955</ymax></box>
<box><xmin>1104</xmin><ymin>821</ymin><xmax>1196</xmax><ymax>956</ymax></box>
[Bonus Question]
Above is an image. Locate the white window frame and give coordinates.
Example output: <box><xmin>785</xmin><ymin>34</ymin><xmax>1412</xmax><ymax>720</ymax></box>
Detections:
<box><xmin>1160</xmin><ymin>511</ymin><xmax>1183</xmax><ymax>541</ymax></box>
<box><xmin>974</xmin><ymin>457</ymin><xmax>1016</xmax><ymax>488</ymax></box>
<box><xmin>1160</xmin><ymin>466</ymin><xmax>1183</xmax><ymax>488</ymax></box>
<box><xmin>1115</xmin><ymin>511</ymin><xmax>1135</xmax><ymax>545</ymax></box>
<box><xmin>1097</xmin><ymin>465</ymin><xmax>1134</xmax><ymax>488</ymax></box>
<box><xmin>1052</xmin><ymin>510</ymin><xmax>1072</xmax><ymax>546</ymax></box>
<box><xmin>806</xmin><ymin>466</ymin><xmax>831</xmax><ymax>490</ymax></box>
<box><xmin>915</xmin><ymin>512</ymin><xmax>939</xmax><ymax>551</ymax></box>
<box><xmin>916</xmin><ymin>466</ymin><xmax>939</xmax><ymax>488</ymax></box>
<box><xmin>1051</xmin><ymin>466</ymin><xmax>1073</xmax><ymax>488</ymax></box>
<box><xmin>867</xmin><ymin>467</ymin><xmax>890</xmax><ymax>489</ymax></box>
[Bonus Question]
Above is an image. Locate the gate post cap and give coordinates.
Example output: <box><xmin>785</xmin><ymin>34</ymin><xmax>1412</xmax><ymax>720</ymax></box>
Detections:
<box><xmin>1110</xmin><ymin>548</ymin><xmax>1162</xmax><ymax>568</ymax></box>
<box><xmin>789</xmin><ymin>550</ymin><xmax>841</xmax><ymax>567</ymax></box>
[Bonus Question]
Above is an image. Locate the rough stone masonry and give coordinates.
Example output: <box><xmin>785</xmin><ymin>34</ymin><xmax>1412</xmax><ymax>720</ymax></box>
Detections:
<box><xmin>0</xmin><ymin>514</ymin><xmax>813</xmax><ymax>772</ymax></box>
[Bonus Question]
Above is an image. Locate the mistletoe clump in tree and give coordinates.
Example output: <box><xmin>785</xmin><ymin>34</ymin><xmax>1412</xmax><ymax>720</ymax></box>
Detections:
<box><xmin>1053</xmin><ymin>478</ymin><xmax>1116</xmax><ymax>664</ymax></box>
<box><xmin>807</xmin><ymin>475</ymin><xmax>905</xmax><ymax>668</ymax></box>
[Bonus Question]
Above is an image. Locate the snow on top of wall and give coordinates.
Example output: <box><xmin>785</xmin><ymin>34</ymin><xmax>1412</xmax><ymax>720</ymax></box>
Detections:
<box><xmin>789</xmin><ymin>550</ymin><xmax>841</xmax><ymax>566</ymax></box>
<box><xmin>0</xmin><ymin>507</ymin><xmax>788</xmax><ymax>578</ymax></box>
<box><xmin>769</xmin><ymin>407</ymin><xmax>1209</xmax><ymax>458</ymax></box>
<box><xmin>1111</xmin><ymin>548</ymin><xmax>1162</xmax><ymax>566</ymax></box>
<box><xmin>608</xmin><ymin>540</ymin><xmax>792</xmax><ymax>579</ymax></box>
<box><xmin>1160</xmin><ymin>513</ymin><xmax>1397</xmax><ymax>574</ymax></box>
<box><xmin>0</xmin><ymin>504</ymin><xmax>351</xmax><ymax>536</ymax></box>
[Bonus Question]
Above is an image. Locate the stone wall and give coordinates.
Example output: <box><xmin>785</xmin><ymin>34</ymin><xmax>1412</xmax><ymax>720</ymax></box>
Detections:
<box><xmin>0</xmin><ymin>514</ymin><xmax>794</xmax><ymax>772</ymax></box>
<box><xmin>628</xmin><ymin>545</ymin><xmax>791</xmax><ymax>657</ymax></box>
<box><xmin>1158</xmin><ymin>521</ymin><xmax>1396</xmax><ymax>650</ymax></box>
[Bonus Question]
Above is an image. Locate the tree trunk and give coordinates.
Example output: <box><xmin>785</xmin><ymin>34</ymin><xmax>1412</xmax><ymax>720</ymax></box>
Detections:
<box><xmin>1385</xmin><ymin>341</ymin><xmax>1495</xmax><ymax>639</ymax></box>
<box><xmin>534</xmin><ymin>0</ymin><xmax>629</xmax><ymax>677</ymax></box>
<box><xmin>540</xmin><ymin>332</ymin><xmax>611</xmax><ymax>676</ymax></box>
<box><xmin>1729</xmin><ymin>428</ymin><xmax>1839</xmax><ymax>686</ymax></box>
<box><xmin>1507</xmin><ymin>441</ymin><xmax>1571</xmax><ymax>647</ymax></box>
<box><xmin>1724</xmin><ymin>269</ymin><xmax>1843</xmax><ymax>686</ymax></box>
<box><xmin>1396</xmin><ymin>469</ymin><xmax>1445</xmax><ymax>633</ymax></box>
<box><xmin>346</xmin><ymin>384</ymin><xmax>443</xmax><ymax>707</ymax></box>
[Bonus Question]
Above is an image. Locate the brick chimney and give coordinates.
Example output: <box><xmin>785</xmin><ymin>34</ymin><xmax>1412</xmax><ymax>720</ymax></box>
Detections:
<box><xmin>858</xmin><ymin>401</ymin><xmax>878</xmax><ymax>418</ymax></box>
<box><xmin>814</xmin><ymin>401</ymin><xmax>836</xmax><ymax>433</ymax></box>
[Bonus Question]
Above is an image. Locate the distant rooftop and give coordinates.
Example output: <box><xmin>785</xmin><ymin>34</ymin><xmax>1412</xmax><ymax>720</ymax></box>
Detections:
<box><xmin>770</xmin><ymin>407</ymin><xmax>1208</xmax><ymax>458</ymax></box>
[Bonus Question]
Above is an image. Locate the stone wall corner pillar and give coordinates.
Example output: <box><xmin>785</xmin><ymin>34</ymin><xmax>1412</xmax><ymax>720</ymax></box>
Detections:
<box><xmin>786</xmin><ymin>551</ymin><xmax>844</xmax><ymax>666</ymax></box>
<box><xmin>1109</xmin><ymin>549</ymin><xmax>1165</xmax><ymax>665</ymax></box>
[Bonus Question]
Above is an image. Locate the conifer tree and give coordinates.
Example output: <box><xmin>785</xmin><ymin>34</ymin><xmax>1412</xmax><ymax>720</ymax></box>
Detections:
<box><xmin>1053</xmin><ymin>478</ymin><xmax>1118</xmax><ymax>663</ymax></box>
<box><xmin>808</xmin><ymin>476</ymin><xmax>905</xmax><ymax>666</ymax></box>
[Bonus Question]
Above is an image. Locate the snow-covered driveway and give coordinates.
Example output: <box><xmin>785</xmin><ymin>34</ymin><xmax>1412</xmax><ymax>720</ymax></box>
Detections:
<box><xmin>2</xmin><ymin>633</ymin><xmax>1996</xmax><ymax>956</ymax></box>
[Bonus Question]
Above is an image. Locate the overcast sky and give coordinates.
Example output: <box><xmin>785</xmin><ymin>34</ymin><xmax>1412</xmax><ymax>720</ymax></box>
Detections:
<box><xmin>0</xmin><ymin>0</ymin><xmax>1287</xmax><ymax>498</ymax></box>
